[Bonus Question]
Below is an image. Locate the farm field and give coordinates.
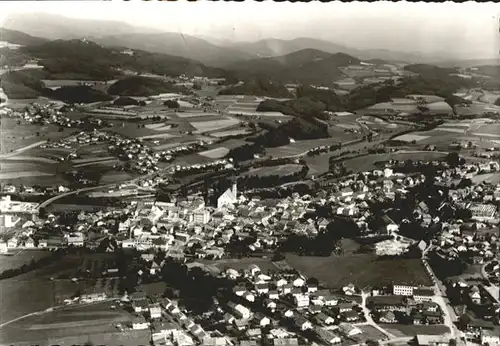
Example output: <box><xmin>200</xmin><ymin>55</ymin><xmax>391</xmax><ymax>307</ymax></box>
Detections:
<box><xmin>0</xmin><ymin>302</ymin><xmax>149</xmax><ymax>346</ymax></box>
<box><xmin>0</xmin><ymin>250</ymin><xmax>52</xmax><ymax>272</ymax></box>
<box><xmin>190</xmin><ymin>117</ymin><xmax>240</xmax><ymax>134</ymax></box>
<box><xmin>99</xmin><ymin>170</ymin><xmax>134</xmax><ymax>184</ymax></box>
<box><xmin>210</xmin><ymin>129</ymin><xmax>252</xmax><ymax>138</ymax></box>
<box><xmin>265</xmin><ymin>138</ymin><xmax>341</xmax><ymax>158</ymax></box>
<box><xmin>175</xmin><ymin>111</ymin><xmax>221</xmax><ymax>118</ymax></box>
<box><xmin>285</xmin><ymin>253</ymin><xmax>432</xmax><ymax>289</ymax></box>
<box><xmin>0</xmin><ymin>117</ymin><xmax>67</xmax><ymax>155</ymax></box>
<box><xmin>399</xmin><ymin>119</ymin><xmax>500</xmax><ymax>149</ymax></box>
<box><xmin>198</xmin><ymin>147</ymin><xmax>230</xmax><ymax>159</ymax></box>
<box><xmin>0</xmin><ymin>278</ymin><xmax>85</xmax><ymax>325</ymax></box>
<box><xmin>380</xmin><ymin>324</ymin><xmax>450</xmax><ymax>337</ymax></box>
<box><xmin>243</xmin><ymin>164</ymin><xmax>303</xmax><ymax>177</ymax></box>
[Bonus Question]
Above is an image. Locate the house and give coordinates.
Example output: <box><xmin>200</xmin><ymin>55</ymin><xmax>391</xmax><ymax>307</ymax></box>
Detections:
<box><xmin>393</xmin><ymin>284</ymin><xmax>414</xmax><ymax>296</ymax></box>
<box><xmin>292</xmin><ymin>277</ymin><xmax>306</xmax><ymax>287</ymax></box>
<box><xmin>415</xmin><ymin>334</ymin><xmax>450</xmax><ymax>346</ymax></box>
<box><xmin>307</xmin><ymin>284</ymin><xmax>318</xmax><ymax>293</ymax></box>
<box><xmin>293</xmin><ymin>294</ymin><xmax>310</xmax><ymax>308</ymax></box>
<box><xmin>234</xmin><ymin>286</ymin><xmax>246</xmax><ymax>296</ymax></box>
<box><xmin>293</xmin><ymin>316</ymin><xmax>312</xmax><ymax>330</ymax></box>
<box><xmin>132</xmin><ymin>316</ymin><xmax>149</xmax><ymax>330</ymax></box>
<box><xmin>248</xmin><ymin>264</ymin><xmax>261</xmax><ymax>276</ymax></box>
<box><xmin>264</xmin><ymin>299</ymin><xmax>277</xmax><ymax>311</ymax></box>
<box><xmin>280</xmin><ymin>284</ymin><xmax>293</xmax><ymax>295</ymax></box>
<box><xmin>342</xmin><ymin>283</ymin><xmax>356</xmax><ymax>296</ymax></box>
<box><xmin>243</xmin><ymin>291</ymin><xmax>255</xmax><ymax>302</ymax></box>
<box><xmin>480</xmin><ymin>329</ymin><xmax>500</xmax><ymax>345</ymax></box>
<box><xmin>413</xmin><ymin>288</ymin><xmax>434</xmax><ymax>302</ymax></box>
<box><xmin>316</xmin><ymin>328</ymin><xmax>342</xmax><ymax>345</ymax></box>
<box><xmin>338</xmin><ymin>323</ymin><xmax>362</xmax><ymax>337</ymax></box>
<box><xmin>379</xmin><ymin>311</ymin><xmax>397</xmax><ymax>324</ymax></box>
<box><xmin>337</xmin><ymin>302</ymin><xmax>354</xmax><ymax>313</ymax></box>
<box><xmin>268</xmin><ymin>290</ymin><xmax>279</xmax><ymax>300</ymax></box>
<box><xmin>382</xmin><ymin>215</ymin><xmax>399</xmax><ymax>233</ymax></box>
<box><xmin>232</xmin><ymin>304</ymin><xmax>251</xmax><ymax>320</ymax></box>
<box><xmin>276</xmin><ymin>278</ymin><xmax>288</xmax><ymax>287</ymax></box>
<box><xmin>324</xmin><ymin>295</ymin><xmax>339</xmax><ymax>306</ymax></box>
<box><xmin>469</xmin><ymin>286</ymin><xmax>481</xmax><ymax>304</ymax></box>
<box><xmin>272</xmin><ymin>338</ymin><xmax>299</xmax><ymax>346</ymax></box>
<box><xmin>132</xmin><ymin>298</ymin><xmax>149</xmax><ymax>313</ymax></box>
<box><xmin>343</xmin><ymin>310</ymin><xmax>359</xmax><ymax>322</ymax></box>
<box><xmin>308</xmin><ymin>304</ymin><xmax>322</xmax><ymax>314</ymax></box>
<box><xmin>255</xmin><ymin>283</ymin><xmax>269</xmax><ymax>295</ymax></box>
<box><xmin>316</xmin><ymin>312</ymin><xmax>335</xmax><ymax>325</ymax></box>
<box><xmin>254</xmin><ymin>312</ymin><xmax>271</xmax><ymax>327</ymax></box>
<box><xmin>151</xmin><ymin>321</ymin><xmax>177</xmax><ymax>339</ymax></box>
<box><xmin>149</xmin><ymin>304</ymin><xmax>162</xmax><ymax>319</ymax></box>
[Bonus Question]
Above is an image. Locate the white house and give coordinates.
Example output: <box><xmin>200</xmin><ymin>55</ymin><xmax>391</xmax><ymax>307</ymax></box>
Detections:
<box><xmin>292</xmin><ymin>277</ymin><xmax>306</xmax><ymax>287</ymax></box>
<box><xmin>132</xmin><ymin>317</ymin><xmax>149</xmax><ymax>330</ymax></box>
<box><xmin>481</xmin><ymin>329</ymin><xmax>500</xmax><ymax>345</ymax></box>
<box><xmin>293</xmin><ymin>294</ymin><xmax>310</xmax><ymax>308</ymax></box>
<box><xmin>149</xmin><ymin>304</ymin><xmax>162</xmax><ymax>319</ymax></box>
<box><xmin>393</xmin><ymin>284</ymin><xmax>414</xmax><ymax>296</ymax></box>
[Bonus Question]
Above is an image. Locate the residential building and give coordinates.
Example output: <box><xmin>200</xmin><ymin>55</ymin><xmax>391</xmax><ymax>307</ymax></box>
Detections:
<box><xmin>393</xmin><ymin>284</ymin><xmax>414</xmax><ymax>296</ymax></box>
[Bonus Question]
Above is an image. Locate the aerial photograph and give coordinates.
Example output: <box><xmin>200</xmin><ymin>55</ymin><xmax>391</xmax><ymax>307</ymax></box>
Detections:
<box><xmin>0</xmin><ymin>1</ymin><xmax>499</xmax><ymax>346</ymax></box>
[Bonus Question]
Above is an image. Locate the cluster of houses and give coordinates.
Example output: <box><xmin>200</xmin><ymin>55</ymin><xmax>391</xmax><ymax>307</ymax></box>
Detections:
<box><xmin>367</xmin><ymin>287</ymin><xmax>444</xmax><ymax>325</ymax></box>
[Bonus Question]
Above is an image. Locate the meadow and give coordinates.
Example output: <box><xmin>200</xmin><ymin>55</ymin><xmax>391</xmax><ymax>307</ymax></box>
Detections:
<box><xmin>243</xmin><ymin>164</ymin><xmax>304</xmax><ymax>178</ymax></box>
<box><xmin>190</xmin><ymin>117</ymin><xmax>240</xmax><ymax>134</ymax></box>
<box><xmin>380</xmin><ymin>324</ymin><xmax>450</xmax><ymax>337</ymax></box>
<box><xmin>0</xmin><ymin>117</ymin><xmax>67</xmax><ymax>155</ymax></box>
<box><xmin>198</xmin><ymin>147</ymin><xmax>230</xmax><ymax>159</ymax></box>
<box><xmin>0</xmin><ymin>250</ymin><xmax>52</xmax><ymax>273</ymax></box>
<box><xmin>285</xmin><ymin>253</ymin><xmax>432</xmax><ymax>289</ymax></box>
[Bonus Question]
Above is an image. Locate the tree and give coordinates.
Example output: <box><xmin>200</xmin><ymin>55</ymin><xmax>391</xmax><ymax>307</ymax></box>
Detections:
<box><xmin>495</xmin><ymin>97</ymin><xmax>500</xmax><ymax>106</ymax></box>
<box><xmin>457</xmin><ymin>314</ymin><xmax>471</xmax><ymax>330</ymax></box>
<box><xmin>446</xmin><ymin>152</ymin><xmax>461</xmax><ymax>167</ymax></box>
<box><xmin>366</xmin><ymin>339</ymin><xmax>379</xmax><ymax>346</ymax></box>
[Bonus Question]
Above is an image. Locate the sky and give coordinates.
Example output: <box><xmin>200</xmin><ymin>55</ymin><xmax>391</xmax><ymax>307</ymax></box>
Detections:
<box><xmin>1</xmin><ymin>1</ymin><xmax>499</xmax><ymax>59</ymax></box>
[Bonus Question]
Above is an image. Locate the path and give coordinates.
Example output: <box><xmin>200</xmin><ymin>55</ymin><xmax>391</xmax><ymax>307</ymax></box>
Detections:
<box><xmin>0</xmin><ymin>298</ymin><xmax>118</xmax><ymax>329</ymax></box>
<box><xmin>0</xmin><ymin>140</ymin><xmax>47</xmax><ymax>159</ymax></box>
<box><xmin>359</xmin><ymin>291</ymin><xmax>396</xmax><ymax>339</ymax></box>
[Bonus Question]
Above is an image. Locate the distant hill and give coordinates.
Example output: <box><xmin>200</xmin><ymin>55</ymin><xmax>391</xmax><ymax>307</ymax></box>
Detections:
<box><xmin>0</xmin><ymin>28</ymin><xmax>47</xmax><ymax>46</ymax></box>
<box><xmin>435</xmin><ymin>58</ymin><xmax>500</xmax><ymax>68</ymax></box>
<box><xmin>218</xmin><ymin>79</ymin><xmax>292</xmax><ymax>98</ymax></box>
<box><xmin>108</xmin><ymin>76</ymin><xmax>189</xmax><ymax>97</ymax></box>
<box><xmin>226</xmin><ymin>49</ymin><xmax>360</xmax><ymax>85</ymax></box>
<box><xmin>19</xmin><ymin>39</ymin><xmax>223</xmax><ymax>80</ymax></box>
<box><xmin>224</xmin><ymin>37</ymin><xmax>438</xmax><ymax>64</ymax></box>
<box><xmin>93</xmin><ymin>33</ymin><xmax>252</xmax><ymax>67</ymax></box>
<box><xmin>2</xmin><ymin>13</ymin><xmax>161</xmax><ymax>40</ymax></box>
<box><xmin>403</xmin><ymin>64</ymin><xmax>458</xmax><ymax>76</ymax></box>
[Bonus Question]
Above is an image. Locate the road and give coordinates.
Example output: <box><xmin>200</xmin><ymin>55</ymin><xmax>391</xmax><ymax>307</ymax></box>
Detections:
<box><xmin>37</xmin><ymin>183</ymin><xmax>117</xmax><ymax>209</ymax></box>
<box><xmin>421</xmin><ymin>244</ymin><xmax>464</xmax><ymax>344</ymax></box>
<box><xmin>358</xmin><ymin>291</ymin><xmax>397</xmax><ymax>339</ymax></box>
